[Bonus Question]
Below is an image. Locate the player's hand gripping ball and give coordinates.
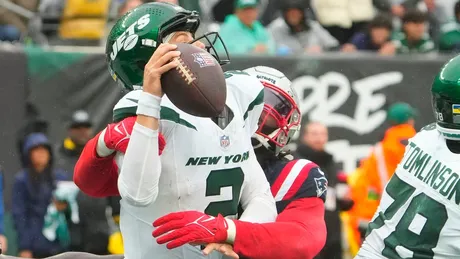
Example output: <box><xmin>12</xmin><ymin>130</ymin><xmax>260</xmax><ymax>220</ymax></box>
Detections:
<box><xmin>160</xmin><ymin>43</ymin><xmax>227</xmax><ymax>118</ymax></box>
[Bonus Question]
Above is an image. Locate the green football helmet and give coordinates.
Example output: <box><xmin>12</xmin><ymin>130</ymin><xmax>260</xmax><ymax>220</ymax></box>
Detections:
<box><xmin>106</xmin><ymin>2</ymin><xmax>229</xmax><ymax>90</ymax></box>
<box><xmin>432</xmin><ymin>54</ymin><xmax>460</xmax><ymax>140</ymax></box>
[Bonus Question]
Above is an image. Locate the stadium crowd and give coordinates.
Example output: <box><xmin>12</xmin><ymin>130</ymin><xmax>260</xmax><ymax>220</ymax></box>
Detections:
<box><xmin>1</xmin><ymin>0</ymin><xmax>460</xmax><ymax>54</ymax></box>
<box><xmin>0</xmin><ymin>0</ymin><xmax>443</xmax><ymax>258</ymax></box>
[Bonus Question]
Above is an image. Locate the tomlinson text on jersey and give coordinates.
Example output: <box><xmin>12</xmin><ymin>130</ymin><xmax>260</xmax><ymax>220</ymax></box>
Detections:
<box><xmin>402</xmin><ymin>142</ymin><xmax>460</xmax><ymax>205</ymax></box>
<box><xmin>185</xmin><ymin>151</ymin><xmax>250</xmax><ymax>166</ymax></box>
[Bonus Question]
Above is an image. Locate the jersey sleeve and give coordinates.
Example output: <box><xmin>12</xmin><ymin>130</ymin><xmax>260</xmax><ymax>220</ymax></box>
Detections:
<box><xmin>238</xmin><ymin>149</ymin><xmax>278</xmax><ymax>223</ymax></box>
<box><xmin>117</xmin><ymin>122</ymin><xmax>162</xmax><ymax>207</ymax></box>
<box><xmin>112</xmin><ymin>90</ymin><xmax>165</xmax><ymax>207</ymax></box>
<box><xmin>270</xmin><ymin>159</ymin><xmax>327</xmax><ymax>212</ymax></box>
<box><xmin>74</xmin><ymin>131</ymin><xmax>120</xmax><ymax>197</ymax></box>
<box><xmin>232</xmin><ymin>197</ymin><xmax>326</xmax><ymax>259</ymax></box>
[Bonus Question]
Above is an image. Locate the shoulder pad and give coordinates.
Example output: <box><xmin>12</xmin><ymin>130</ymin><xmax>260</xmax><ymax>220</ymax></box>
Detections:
<box><xmin>113</xmin><ymin>90</ymin><xmax>141</xmax><ymax>122</ymax></box>
<box><xmin>271</xmin><ymin>159</ymin><xmax>326</xmax><ymax>202</ymax></box>
<box><xmin>225</xmin><ymin>71</ymin><xmax>264</xmax><ymax>118</ymax></box>
<box><xmin>421</xmin><ymin>122</ymin><xmax>437</xmax><ymax>132</ymax></box>
<box><xmin>411</xmin><ymin>122</ymin><xmax>440</xmax><ymax>145</ymax></box>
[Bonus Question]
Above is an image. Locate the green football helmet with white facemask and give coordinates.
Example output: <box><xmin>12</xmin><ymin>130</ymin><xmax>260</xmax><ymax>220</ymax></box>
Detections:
<box><xmin>432</xmin><ymin>54</ymin><xmax>460</xmax><ymax>140</ymax></box>
<box><xmin>106</xmin><ymin>2</ymin><xmax>229</xmax><ymax>90</ymax></box>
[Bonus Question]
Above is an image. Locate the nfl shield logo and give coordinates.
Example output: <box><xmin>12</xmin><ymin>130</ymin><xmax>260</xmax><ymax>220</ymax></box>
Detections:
<box><xmin>220</xmin><ymin>135</ymin><xmax>230</xmax><ymax>148</ymax></box>
<box><xmin>192</xmin><ymin>52</ymin><xmax>216</xmax><ymax>68</ymax></box>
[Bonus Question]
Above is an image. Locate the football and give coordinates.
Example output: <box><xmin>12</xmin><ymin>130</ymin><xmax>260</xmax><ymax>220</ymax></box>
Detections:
<box><xmin>161</xmin><ymin>43</ymin><xmax>227</xmax><ymax>118</ymax></box>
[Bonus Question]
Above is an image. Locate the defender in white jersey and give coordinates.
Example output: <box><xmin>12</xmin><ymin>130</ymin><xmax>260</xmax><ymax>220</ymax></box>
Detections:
<box><xmin>76</xmin><ymin>2</ymin><xmax>277</xmax><ymax>259</ymax></box>
<box><xmin>356</xmin><ymin>55</ymin><xmax>460</xmax><ymax>259</ymax></box>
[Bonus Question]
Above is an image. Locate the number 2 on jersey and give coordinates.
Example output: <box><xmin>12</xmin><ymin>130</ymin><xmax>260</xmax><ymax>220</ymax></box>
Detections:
<box><xmin>205</xmin><ymin>168</ymin><xmax>244</xmax><ymax>217</ymax></box>
<box><xmin>367</xmin><ymin>175</ymin><xmax>448</xmax><ymax>259</ymax></box>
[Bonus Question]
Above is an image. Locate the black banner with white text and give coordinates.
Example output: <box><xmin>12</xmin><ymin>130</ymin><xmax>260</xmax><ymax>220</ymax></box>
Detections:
<box><xmin>0</xmin><ymin>48</ymin><xmax>454</xmax><ymax>179</ymax></box>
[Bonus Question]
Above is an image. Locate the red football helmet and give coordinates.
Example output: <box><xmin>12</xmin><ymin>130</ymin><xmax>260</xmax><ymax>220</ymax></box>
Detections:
<box><xmin>244</xmin><ymin>66</ymin><xmax>301</xmax><ymax>155</ymax></box>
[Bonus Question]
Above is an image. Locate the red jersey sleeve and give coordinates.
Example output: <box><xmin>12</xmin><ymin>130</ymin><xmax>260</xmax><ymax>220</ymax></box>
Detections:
<box><xmin>73</xmin><ymin>131</ymin><xmax>120</xmax><ymax>197</ymax></box>
<box><xmin>232</xmin><ymin>197</ymin><xmax>326</xmax><ymax>259</ymax></box>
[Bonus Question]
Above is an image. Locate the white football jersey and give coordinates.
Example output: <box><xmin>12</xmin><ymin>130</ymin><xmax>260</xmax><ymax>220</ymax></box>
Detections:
<box><xmin>356</xmin><ymin>123</ymin><xmax>460</xmax><ymax>259</ymax></box>
<box><xmin>112</xmin><ymin>71</ymin><xmax>276</xmax><ymax>259</ymax></box>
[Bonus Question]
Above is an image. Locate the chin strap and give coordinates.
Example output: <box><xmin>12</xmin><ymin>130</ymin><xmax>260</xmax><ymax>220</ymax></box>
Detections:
<box><xmin>253</xmin><ymin>128</ymin><xmax>281</xmax><ymax>150</ymax></box>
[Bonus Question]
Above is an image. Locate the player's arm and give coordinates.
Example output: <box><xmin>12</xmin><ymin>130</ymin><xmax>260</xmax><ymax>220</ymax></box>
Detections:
<box><xmin>238</xmin><ymin>149</ymin><xmax>278</xmax><ymax>224</ymax></box>
<box><xmin>153</xmin><ymin>196</ymin><xmax>326</xmax><ymax>259</ymax></box>
<box><xmin>230</xmin><ymin>197</ymin><xmax>326</xmax><ymax>259</ymax></box>
<box><xmin>231</xmin><ymin>163</ymin><xmax>327</xmax><ymax>258</ymax></box>
<box><xmin>74</xmin><ymin>115</ymin><xmax>164</xmax><ymax>197</ymax></box>
<box><xmin>116</xmin><ymin>43</ymin><xmax>179</xmax><ymax>207</ymax></box>
<box><xmin>153</xmin><ymin>161</ymin><xmax>327</xmax><ymax>258</ymax></box>
<box><xmin>74</xmin><ymin>130</ymin><xmax>120</xmax><ymax>197</ymax></box>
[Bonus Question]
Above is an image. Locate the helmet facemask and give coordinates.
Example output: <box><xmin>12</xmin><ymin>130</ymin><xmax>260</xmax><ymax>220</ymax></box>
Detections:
<box><xmin>253</xmin><ymin>82</ymin><xmax>301</xmax><ymax>155</ymax></box>
<box><xmin>159</xmin><ymin>11</ymin><xmax>230</xmax><ymax>66</ymax></box>
<box><xmin>190</xmin><ymin>32</ymin><xmax>230</xmax><ymax>66</ymax></box>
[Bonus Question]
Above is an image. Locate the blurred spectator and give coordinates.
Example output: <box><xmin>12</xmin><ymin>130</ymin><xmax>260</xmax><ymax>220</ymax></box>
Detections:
<box><xmin>311</xmin><ymin>0</ymin><xmax>387</xmax><ymax>44</ymax></box>
<box><xmin>399</xmin><ymin>0</ymin><xmax>456</xmax><ymax>39</ymax></box>
<box><xmin>54</xmin><ymin>111</ymin><xmax>111</xmax><ymax>254</ymax></box>
<box><xmin>73</xmin><ymin>191</ymin><xmax>111</xmax><ymax>255</ymax></box>
<box><xmin>118</xmin><ymin>0</ymin><xmax>179</xmax><ymax>16</ymax></box>
<box><xmin>42</xmin><ymin>181</ymin><xmax>80</xmax><ymax>253</ymax></box>
<box><xmin>217</xmin><ymin>0</ymin><xmax>275</xmax><ymax>55</ymax></box>
<box><xmin>342</xmin><ymin>14</ymin><xmax>393</xmax><ymax>53</ymax></box>
<box><xmin>56</xmin><ymin>110</ymin><xmax>93</xmax><ymax>178</ymax></box>
<box><xmin>439</xmin><ymin>0</ymin><xmax>460</xmax><ymax>52</ymax></box>
<box><xmin>0</xmin><ymin>25</ymin><xmax>20</xmax><ymax>42</ymax></box>
<box><xmin>389</xmin><ymin>9</ymin><xmax>435</xmax><ymax>54</ymax></box>
<box><xmin>118</xmin><ymin>0</ymin><xmax>143</xmax><ymax>16</ymax></box>
<box><xmin>0</xmin><ymin>0</ymin><xmax>39</xmax><ymax>42</ymax></box>
<box><xmin>0</xmin><ymin>167</ymin><xmax>7</xmax><ymax>254</ymax></box>
<box><xmin>345</xmin><ymin>102</ymin><xmax>417</xmax><ymax>255</ymax></box>
<box><xmin>294</xmin><ymin>122</ymin><xmax>353</xmax><ymax>259</ymax></box>
<box><xmin>13</xmin><ymin>133</ymin><xmax>68</xmax><ymax>258</ymax></box>
<box><xmin>17</xmin><ymin>103</ymin><xmax>49</xmax><ymax>167</ymax></box>
<box><xmin>206</xmin><ymin>0</ymin><xmax>277</xmax><ymax>26</ymax></box>
<box><xmin>268</xmin><ymin>0</ymin><xmax>338</xmax><ymax>54</ymax></box>
<box><xmin>390</xmin><ymin>1</ymin><xmax>406</xmax><ymax>18</ymax></box>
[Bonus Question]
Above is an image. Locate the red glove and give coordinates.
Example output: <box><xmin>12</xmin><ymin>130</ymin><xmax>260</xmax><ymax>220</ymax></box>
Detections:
<box><xmin>152</xmin><ymin>211</ymin><xmax>229</xmax><ymax>249</ymax></box>
<box><xmin>100</xmin><ymin>116</ymin><xmax>166</xmax><ymax>155</ymax></box>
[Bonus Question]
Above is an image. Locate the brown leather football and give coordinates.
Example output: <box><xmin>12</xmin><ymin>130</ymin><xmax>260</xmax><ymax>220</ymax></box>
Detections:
<box><xmin>160</xmin><ymin>43</ymin><xmax>226</xmax><ymax>118</ymax></box>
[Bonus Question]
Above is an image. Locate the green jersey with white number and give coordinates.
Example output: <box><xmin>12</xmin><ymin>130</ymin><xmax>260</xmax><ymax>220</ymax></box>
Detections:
<box><xmin>112</xmin><ymin>71</ymin><xmax>276</xmax><ymax>259</ymax></box>
<box><xmin>357</xmin><ymin>123</ymin><xmax>460</xmax><ymax>259</ymax></box>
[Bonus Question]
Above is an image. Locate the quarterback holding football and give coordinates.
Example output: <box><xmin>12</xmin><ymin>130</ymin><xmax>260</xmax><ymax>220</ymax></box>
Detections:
<box><xmin>75</xmin><ymin>2</ymin><xmax>277</xmax><ymax>259</ymax></box>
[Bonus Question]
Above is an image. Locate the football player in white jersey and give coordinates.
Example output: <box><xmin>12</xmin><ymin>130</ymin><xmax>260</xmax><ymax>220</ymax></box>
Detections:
<box><xmin>74</xmin><ymin>2</ymin><xmax>277</xmax><ymax>259</ymax></box>
<box><xmin>151</xmin><ymin>66</ymin><xmax>328</xmax><ymax>259</ymax></box>
<box><xmin>356</xmin><ymin>55</ymin><xmax>460</xmax><ymax>258</ymax></box>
